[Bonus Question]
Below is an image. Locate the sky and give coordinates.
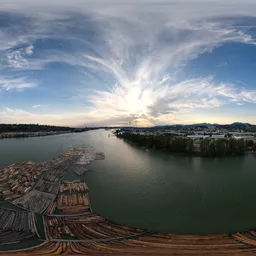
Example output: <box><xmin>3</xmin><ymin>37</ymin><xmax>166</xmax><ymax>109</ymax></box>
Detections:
<box><xmin>1</xmin><ymin>1</ymin><xmax>256</xmax><ymax>127</ymax></box>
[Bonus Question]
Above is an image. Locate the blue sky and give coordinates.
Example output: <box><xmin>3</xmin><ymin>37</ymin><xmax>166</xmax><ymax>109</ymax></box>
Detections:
<box><xmin>1</xmin><ymin>0</ymin><xmax>256</xmax><ymax>126</ymax></box>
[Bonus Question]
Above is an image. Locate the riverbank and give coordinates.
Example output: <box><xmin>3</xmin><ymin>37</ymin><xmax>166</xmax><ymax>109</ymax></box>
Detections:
<box><xmin>117</xmin><ymin>132</ymin><xmax>248</xmax><ymax>157</ymax></box>
<box><xmin>125</xmin><ymin>138</ymin><xmax>250</xmax><ymax>158</ymax></box>
<box><xmin>0</xmin><ymin>130</ymin><xmax>84</xmax><ymax>140</ymax></box>
<box><xmin>0</xmin><ymin>123</ymin><xmax>101</xmax><ymax>140</ymax></box>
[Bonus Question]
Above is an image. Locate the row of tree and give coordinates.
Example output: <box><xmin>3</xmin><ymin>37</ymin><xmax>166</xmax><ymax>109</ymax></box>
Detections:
<box><xmin>200</xmin><ymin>138</ymin><xmax>246</xmax><ymax>157</ymax></box>
<box><xmin>116</xmin><ymin>132</ymin><xmax>252</xmax><ymax>157</ymax></box>
<box><xmin>0</xmin><ymin>124</ymin><xmax>95</xmax><ymax>133</ymax></box>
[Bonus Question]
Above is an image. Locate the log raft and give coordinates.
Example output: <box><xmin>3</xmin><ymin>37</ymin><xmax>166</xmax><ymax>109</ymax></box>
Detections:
<box><xmin>1</xmin><ymin>149</ymin><xmax>256</xmax><ymax>255</ymax></box>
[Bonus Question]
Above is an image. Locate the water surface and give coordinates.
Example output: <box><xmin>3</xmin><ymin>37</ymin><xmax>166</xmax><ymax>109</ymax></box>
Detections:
<box><xmin>0</xmin><ymin>130</ymin><xmax>256</xmax><ymax>234</ymax></box>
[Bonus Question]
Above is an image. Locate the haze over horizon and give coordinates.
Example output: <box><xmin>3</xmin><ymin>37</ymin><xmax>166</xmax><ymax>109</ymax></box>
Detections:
<box><xmin>0</xmin><ymin>0</ymin><xmax>256</xmax><ymax>126</ymax></box>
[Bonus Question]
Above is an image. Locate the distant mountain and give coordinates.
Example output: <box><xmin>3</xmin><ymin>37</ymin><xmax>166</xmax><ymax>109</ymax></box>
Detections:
<box><xmin>231</xmin><ymin>122</ymin><xmax>251</xmax><ymax>126</ymax></box>
<box><xmin>193</xmin><ymin>123</ymin><xmax>212</xmax><ymax>127</ymax></box>
<box><xmin>192</xmin><ymin>122</ymin><xmax>252</xmax><ymax>127</ymax></box>
<box><xmin>191</xmin><ymin>122</ymin><xmax>253</xmax><ymax>126</ymax></box>
<box><xmin>154</xmin><ymin>124</ymin><xmax>184</xmax><ymax>127</ymax></box>
<box><xmin>154</xmin><ymin>122</ymin><xmax>252</xmax><ymax>127</ymax></box>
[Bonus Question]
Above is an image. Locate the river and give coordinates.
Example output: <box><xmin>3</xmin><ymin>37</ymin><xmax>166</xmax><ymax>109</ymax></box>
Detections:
<box><xmin>0</xmin><ymin>129</ymin><xmax>256</xmax><ymax>234</ymax></box>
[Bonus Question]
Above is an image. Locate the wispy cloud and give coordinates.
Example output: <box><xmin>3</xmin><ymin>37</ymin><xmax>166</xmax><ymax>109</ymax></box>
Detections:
<box><xmin>217</xmin><ymin>62</ymin><xmax>228</xmax><ymax>68</ymax></box>
<box><xmin>32</xmin><ymin>104</ymin><xmax>44</xmax><ymax>108</ymax></box>
<box><xmin>0</xmin><ymin>76</ymin><xmax>36</xmax><ymax>92</ymax></box>
<box><xmin>0</xmin><ymin>2</ymin><xmax>256</xmax><ymax>125</ymax></box>
<box><xmin>0</xmin><ymin>107</ymin><xmax>97</xmax><ymax>126</ymax></box>
<box><xmin>2</xmin><ymin>45</ymin><xmax>35</xmax><ymax>69</ymax></box>
<box><xmin>25</xmin><ymin>45</ymin><xmax>34</xmax><ymax>55</ymax></box>
<box><xmin>73</xmin><ymin>13</ymin><xmax>256</xmax><ymax>125</ymax></box>
<box><xmin>0</xmin><ymin>107</ymin><xmax>61</xmax><ymax>124</ymax></box>
<box><xmin>87</xmin><ymin>77</ymin><xmax>256</xmax><ymax>126</ymax></box>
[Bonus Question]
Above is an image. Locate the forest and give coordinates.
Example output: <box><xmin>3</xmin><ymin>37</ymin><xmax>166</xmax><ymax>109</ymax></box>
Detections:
<box><xmin>0</xmin><ymin>124</ymin><xmax>92</xmax><ymax>133</ymax></box>
<box><xmin>116</xmin><ymin>132</ymin><xmax>255</xmax><ymax>157</ymax></box>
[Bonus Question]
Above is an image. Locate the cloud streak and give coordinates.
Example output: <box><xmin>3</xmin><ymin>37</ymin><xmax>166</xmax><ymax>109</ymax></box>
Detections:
<box><xmin>0</xmin><ymin>1</ymin><xmax>256</xmax><ymax>125</ymax></box>
<box><xmin>2</xmin><ymin>45</ymin><xmax>35</xmax><ymax>69</ymax></box>
<box><xmin>0</xmin><ymin>76</ymin><xmax>36</xmax><ymax>92</ymax></box>
<box><xmin>75</xmin><ymin>12</ymin><xmax>256</xmax><ymax>125</ymax></box>
<box><xmin>0</xmin><ymin>107</ymin><xmax>99</xmax><ymax>126</ymax></box>
<box><xmin>32</xmin><ymin>104</ymin><xmax>44</xmax><ymax>108</ymax></box>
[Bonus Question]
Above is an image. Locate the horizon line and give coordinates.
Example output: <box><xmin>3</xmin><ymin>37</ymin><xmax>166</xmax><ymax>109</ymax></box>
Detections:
<box><xmin>1</xmin><ymin>122</ymin><xmax>256</xmax><ymax>128</ymax></box>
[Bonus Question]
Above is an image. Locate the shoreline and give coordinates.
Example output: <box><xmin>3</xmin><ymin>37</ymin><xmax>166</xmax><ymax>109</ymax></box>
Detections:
<box><xmin>121</xmin><ymin>137</ymin><xmax>249</xmax><ymax>158</ymax></box>
<box><xmin>0</xmin><ymin>130</ymin><xmax>86</xmax><ymax>140</ymax></box>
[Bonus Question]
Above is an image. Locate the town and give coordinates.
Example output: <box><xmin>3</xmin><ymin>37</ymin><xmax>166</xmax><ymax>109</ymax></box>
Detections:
<box><xmin>117</xmin><ymin>122</ymin><xmax>256</xmax><ymax>138</ymax></box>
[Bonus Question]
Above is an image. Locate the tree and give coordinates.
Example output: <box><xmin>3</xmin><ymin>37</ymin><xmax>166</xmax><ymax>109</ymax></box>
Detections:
<box><xmin>215</xmin><ymin>139</ymin><xmax>227</xmax><ymax>156</ymax></box>
<box><xmin>246</xmin><ymin>140</ymin><xmax>254</xmax><ymax>147</ymax></box>
<box><xmin>200</xmin><ymin>138</ymin><xmax>210</xmax><ymax>156</ymax></box>
<box><xmin>117</xmin><ymin>132</ymin><xmax>246</xmax><ymax>157</ymax></box>
<box><xmin>208</xmin><ymin>141</ymin><xmax>216</xmax><ymax>156</ymax></box>
<box><xmin>236</xmin><ymin>139</ymin><xmax>245</xmax><ymax>154</ymax></box>
<box><xmin>185</xmin><ymin>139</ymin><xmax>194</xmax><ymax>154</ymax></box>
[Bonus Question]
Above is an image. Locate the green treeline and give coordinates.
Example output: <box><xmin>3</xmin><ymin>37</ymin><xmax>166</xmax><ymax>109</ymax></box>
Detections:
<box><xmin>199</xmin><ymin>138</ymin><xmax>245</xmax><ymax>156</ymax></box>
<box><xmin>0</xmin><ymin>124</ymin><xmax>95</xmax><ymax>133</ymax></box>
<box><xmin>117</xmin><ymin>132</ymin><xmax>249</xmax><ymax>157</ymax></box>
<box><xmin>0</xmin><ymin>124</ymin><xmax>73</xmax><ymax>133</ymax></box>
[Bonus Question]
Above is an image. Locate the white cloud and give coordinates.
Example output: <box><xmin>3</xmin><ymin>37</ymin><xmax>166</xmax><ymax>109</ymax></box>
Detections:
<box><xmin>25</xmin><ymin>45</ymin><xmax>34</xmax><ymax>55</ymax></box>
<box><xmin>73</xmin><ymin>14</ymin><xmax>256</xmax><ymax>125</ymax></box>
<box><xmin>2</xmin><ymin>44</ymin><xmax>35</xmax><ymax>69</ymax></box>
<box><xmin>32</xmin><ymin>104</ymin><xmax>43</xmax><ymax>108</ymax></box>
<box><xmin>0</xmin><ymin>76</ymin><xmax>36</xmax><ymax>92</ymax></box>
<box><xmin>0</xmin><ymin>2</ymin><xmax>256</xmax><ymax>125</ymax></box>
<box><xmin>5</xmin><ymin>49</ymin><xmax>29</xmax><ymax>69</ymax></box>
<box><xmin>0</xmin><ymin>107</ymin><xmax>100</xmax><ymax>126</ymax></box>
<box><xmin>0</xmin><ymin>108</ymin><xmax>60</xmax><ymax>124</ymax></box>
<box><xmin>87</xmin><ymin>77</ymin><xmax>256</xmax><ymax>126</ymax></box>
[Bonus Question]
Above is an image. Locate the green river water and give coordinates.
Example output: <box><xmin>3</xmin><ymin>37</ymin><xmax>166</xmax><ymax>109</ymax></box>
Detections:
<box><xmin>1</xmin><ymin>129</ymin><xmax>256</xmax><ymax>235</ymax></box>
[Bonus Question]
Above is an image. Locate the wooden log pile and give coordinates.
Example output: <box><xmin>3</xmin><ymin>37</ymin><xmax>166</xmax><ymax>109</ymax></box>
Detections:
<box><xmin>59</xmin><ymin>182</ymin><xmax>88</xmax><ymax>193</ymax></box>
<box><xmin>0</xmin><ymin>208</ymin><xmax>38</xmax><ymax>244</ymax></box>
<box><xmin>12</xmin><ymin>190</ymin><xmax>56</xmax><ymax>214</ymax></box>
<box><xmin>56</xmin><ymin>193</ymin><xmax>90</xmax><ymax>214</ymax></box>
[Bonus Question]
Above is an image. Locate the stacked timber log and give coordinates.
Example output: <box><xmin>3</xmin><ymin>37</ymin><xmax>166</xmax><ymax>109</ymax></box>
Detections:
<box><xmin>59</xmin><ymin>182</ymin><xmax>88</xmax><ymax>193</ymax></box>
<box><xmin>56</xmin><ymin>193</ymin><xmax>90</xmax><ymax>213</ymax></box>
<box><xmin>45</xmin><ymin>202</ymin><xmax>57</xmax><ymax>215</ymax></box>
<box><xmin>10</xmin><ymin>232</ymin><xmax>256</xmax><ymax>256</ymax></box>
<box><xmin>12</xmin><ymin>190</ymin><xmax>56</xmax><ymax>214</ymax></box>
<box><xmin>0</xmin><ymin>163</ymin><xmax>47</xmax><ymax>201</ymax></box>
<box><xmin>44</xmin><ymin>213</ymin><xmax>146</xmax><ymax>241</ymax></box>
<box><xmin>0</xmin><ymin>208</ymin><xmax>38</xmax><ymax>244</ymax></box>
